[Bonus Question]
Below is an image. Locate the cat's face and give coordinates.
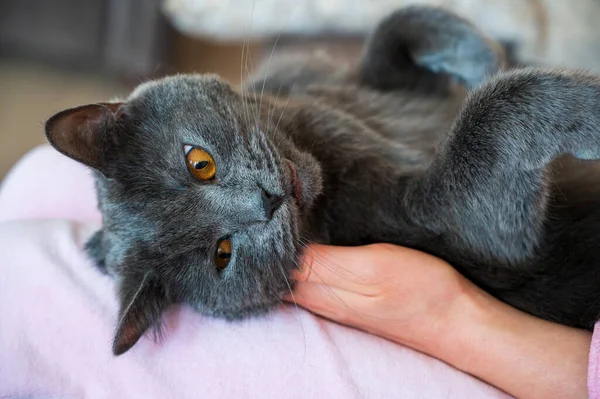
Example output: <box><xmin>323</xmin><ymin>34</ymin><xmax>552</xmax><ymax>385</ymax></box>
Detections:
<box><xmin>45</xmin><ymin>75</ymin><xmax>322</xmax><ymax>354</ymax></box>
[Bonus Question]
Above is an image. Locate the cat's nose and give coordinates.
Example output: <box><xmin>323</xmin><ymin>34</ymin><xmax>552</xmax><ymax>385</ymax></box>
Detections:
<box><xmin>261</xmin><ymin>188</ymin><xmax>283</xmax><ymax>219</ymax></box>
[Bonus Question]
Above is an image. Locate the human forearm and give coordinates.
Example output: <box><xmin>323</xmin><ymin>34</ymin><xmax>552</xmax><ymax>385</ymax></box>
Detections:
<box><xmin>291</xmin><ymin>244</ymin><xmax>592</xmax><ymax>398</ymax></box>
<box><xmin>420</xmin><ymin>287</ymin><xmax>591</xmax><ymax>399</ymax></box>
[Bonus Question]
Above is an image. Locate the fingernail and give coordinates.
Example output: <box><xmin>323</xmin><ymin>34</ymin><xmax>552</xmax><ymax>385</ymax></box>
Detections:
<box><xmin>292</xmin><ymin>261</ymin><xmax>311</xmax><ymax>281</ymax></box>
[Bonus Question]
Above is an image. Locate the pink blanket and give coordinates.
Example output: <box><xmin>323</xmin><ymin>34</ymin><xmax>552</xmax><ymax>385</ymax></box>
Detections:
<box><xmin>0</xmin><ymin>145</ymin><xmax>512</xmax><ymax>398</ymax></box>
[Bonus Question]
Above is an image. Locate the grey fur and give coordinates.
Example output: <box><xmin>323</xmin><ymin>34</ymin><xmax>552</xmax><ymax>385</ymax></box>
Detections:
<box><xmin>45</xmin><ymin>6</ymin><xmax>600</xmax><ymax>355</ymax></box>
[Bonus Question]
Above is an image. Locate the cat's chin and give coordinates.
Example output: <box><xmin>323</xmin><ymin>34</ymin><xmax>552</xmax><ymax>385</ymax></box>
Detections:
<box><xmin>196</xmin><ymin>295</ymin><xmax>287</xmax><ymax>321</ymax></box>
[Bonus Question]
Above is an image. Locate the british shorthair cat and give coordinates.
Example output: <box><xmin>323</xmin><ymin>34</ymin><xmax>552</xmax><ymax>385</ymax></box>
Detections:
<box><xmin>46</xmin><ymin>6</ymin><xmax>600</xmax><ymax>355</ymax></box>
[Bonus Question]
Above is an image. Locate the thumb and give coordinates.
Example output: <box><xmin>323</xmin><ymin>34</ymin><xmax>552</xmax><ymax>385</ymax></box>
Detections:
<box><xmin>292</xmin><ymin>243</ymin><xmax>397</xmax><ymax>293</ymax></box>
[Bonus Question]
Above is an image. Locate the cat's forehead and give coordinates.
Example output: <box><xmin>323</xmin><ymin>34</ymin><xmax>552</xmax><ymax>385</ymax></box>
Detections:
<box><xmin>127</xmin><ymin>74</ymin><xmax>241</xmax><ymax>122</ymax></box>
<box><xmin>120</xmin><ymin>74</ymin><xmax>251</xmax><ymax>147</ymax></box>
<box><xmin>130</xmin><ymin>74</ymin><xmax>235</xmax><ymax>101</ymax></box>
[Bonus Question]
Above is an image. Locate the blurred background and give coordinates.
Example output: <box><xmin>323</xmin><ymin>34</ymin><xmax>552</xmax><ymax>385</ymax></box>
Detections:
<box><xmin>3</xmin><ymin>0</ymin><xmax>600</xmax><ymax>180</ymax></box>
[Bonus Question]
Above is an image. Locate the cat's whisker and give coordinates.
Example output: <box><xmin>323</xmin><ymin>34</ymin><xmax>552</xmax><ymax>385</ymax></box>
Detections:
<box><xmin>272</xmin><ymin>84</ymin><xmax>296</xmax><ymax>149</ymax></box>
<box><xmin>239</xmin><ymin>41</ymin><xmax>247</xmax><ymax>126</ymax></box>
<box><xmin>294</xmin><ymin>238</ymin><xmax>353</xmax><ymax>306</ymax></box>
<box><xmin>241</xmin><ymin>40</ymin><xmax>254</xmax><ymax>131</ymax></box>
<box><xmin>300</xmin><ymin>251</ymin><xmax>347</xmax><ymax>282</ymax></box>
<box><xmin>247</xmin><ymin>81</ymin><xmax>260</xmax><ymax>133</ymax></box>
<box><xmin>245</xmin><ymin>59</ymin><xmax>261</xmax><ymax>131</ymax></box>
<box><xmin>276</xmin><ymin>230</ymin><xmax>309</xmax><ymax>367</ymax></box>
<box><xmin>151</xmin><ymin>63</ymin><xmax>163</xmax><ymax>81</ymax></box>
<box><xmin>308</xmin><ymin>249</ymin><xmax>365</xmax><ymax>282</ymax></box>
<box><xmin>153</xmin><ymin>232</ymin><xmax>164</xmax><ymax>257</ymax></box>
<box><xmin>295</xmin><ymin>238</ymin><xmax>312</xmax><ymax>272</ymax></box>
<box><xmin>258</xmin><ymin>33</ymin><xmax>283</xmax><ymax>131</ymax></box>
<box><xmin>239</xmin><ymin>0</ymin><xmax>258</xmax><ymax>132</ymax></box>
<box><xmin>238</xmin><ymin>1</ymin><xmax>261</xmax><ymax>132</ymax></box>
<box><xmin>266</xmin><ymin>83</ymin><xmax>284</xmax><ymax>140</ymax></box>
<box><xmin>240</xmin><ymin>43</ymin><xmax>249</xmax><ymax>129</ymax></box>
<box><xmin>298</xmin><ymin>242</ymin><xmax>408</xmax><ymax>323</ymax></box>
<box><xmin>258</xmin><ymin>3</ymin><xmax>299</xmax><ymax>133</ymax></box>
<box><xmin>309</xmin><ymin>265</ymin><xmax>405</xmax><ymax>322</ymax></box>
<box><xmin>277</xmin><ymin>261</ymin><xmax>307</xmax><ymax>336</ymax></box>
<box><xmin>275</xmin><ymin>124</ymin><xmax>289</xmax><ymax>153</ymax></box>
<box><xmin>298</xmin><ymin>238</ymin><xmax>344</xmax><ymax>272</ymax></box>
<box><xmin>299</xmin><ymin>238</ymin><xmax>367</xmax><ymax>282</ymax></box>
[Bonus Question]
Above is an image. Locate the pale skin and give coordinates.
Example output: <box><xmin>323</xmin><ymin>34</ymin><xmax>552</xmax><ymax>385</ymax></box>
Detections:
<box><xmin>285</xmin><ymin>244</ymin><xmax>592</xmax><ymax>399</ymax></box>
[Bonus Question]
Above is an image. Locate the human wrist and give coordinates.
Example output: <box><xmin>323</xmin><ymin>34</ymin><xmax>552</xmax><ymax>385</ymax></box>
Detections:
<box><xmin>419</xmin><ymin>282</ymin><xmax>591</xmax><ymax>399</ymax></box>
<box><xmin>427</xmin><ymin>284</ymin><xmax>506</xmax><ymax>368</ymax></box>
<box><xmin>381</xmin><ymin>273</ymin><xmax>483</xmax><ymax>355</ymax></box>
<box><xmin>413</xmin><ymin>278</ymin><xmax>489</xmax><ymax>359</ymax></box>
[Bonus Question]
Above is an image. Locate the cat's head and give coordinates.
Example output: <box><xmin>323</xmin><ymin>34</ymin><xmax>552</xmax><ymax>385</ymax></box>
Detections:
<box><xmin>45</xmin><ymin>74</ymin><xmax>322</xmax><ymax>355</ymax></box>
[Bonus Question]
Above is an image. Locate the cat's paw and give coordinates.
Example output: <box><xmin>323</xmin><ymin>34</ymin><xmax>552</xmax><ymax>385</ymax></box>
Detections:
<box><xmin>406</xmin><ymin>7</ymin><xmax>505</xmax><ymax>88</ymax></box>
<box><xmin>572</xmin><ymin>149</ymin><xmax>600</xmax><ymax>160</ymax></box>
<box><xmin>359</xmin><ymin>6</ymin><xmax>506</xmax><ymax>90</ymax></box>
<box><xmin>84</xmin><ymin>229</ymin><xmax>108</xmax><ymax>274</ymax></box>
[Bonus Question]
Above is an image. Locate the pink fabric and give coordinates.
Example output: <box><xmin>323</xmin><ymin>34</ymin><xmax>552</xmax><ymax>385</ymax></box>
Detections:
<box><xmin>590</xmin><ymin>324</ymin><xmax>600</xmax><ymax>398</ymax></box>
<box><xmin>0</xmin><ymin>146</ymin><xmax>101</xmax><ymax>223</ymax></box>
<box><xmin>0</xmin><ymin>145</ymin><xmax>512</xmax><ymax>398</ymax></box>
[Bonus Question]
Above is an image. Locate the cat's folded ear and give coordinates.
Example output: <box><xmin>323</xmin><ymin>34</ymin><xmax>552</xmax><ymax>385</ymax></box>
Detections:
<box><xmin>45</xmin><ymin>102</ymin><xmax>123</xmax><ymax>173</ymax></box>
<box><xmin>113</xmin><ymin>271</ymin><xmax>169</xmax><ymax>356</ymax></box>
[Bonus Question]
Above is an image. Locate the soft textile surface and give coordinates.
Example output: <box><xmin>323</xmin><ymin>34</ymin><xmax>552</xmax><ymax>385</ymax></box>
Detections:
<box><xmin>0</xmin><ymin>145</ymin><xmax>512</xmax><ymax>398</ymax></box>
<box><xmin>590</xmin><ymin>324</ymin><xmax>600</xmax><ymax>398</ymax></box>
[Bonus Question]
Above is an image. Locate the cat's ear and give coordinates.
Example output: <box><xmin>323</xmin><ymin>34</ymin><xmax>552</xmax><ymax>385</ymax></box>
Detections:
<box><xmin>45</xmin><ymin>102</ymin><xmax>123</xmax><ymax>171</ymax></box>
<box><xmin>113</xmin><ymin>272</ymin><xmax>168</xmax><ymax>356</ymax></box>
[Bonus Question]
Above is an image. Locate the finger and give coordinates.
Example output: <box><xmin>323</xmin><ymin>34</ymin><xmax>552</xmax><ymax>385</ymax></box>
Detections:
<box><xmin>292</xmin><ymin>243</ymin><xmax>393</xmax><ymax>293</ymax></box>
<box><xmin>285</xmin><ymin>281</ymin><xmax>366</xmax><ymax>325</ymax></box>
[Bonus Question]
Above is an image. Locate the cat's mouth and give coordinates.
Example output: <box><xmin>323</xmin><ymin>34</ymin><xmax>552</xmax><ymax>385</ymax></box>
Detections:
<box><xmin>286</xmin><ymin>160</ymin><xmax>303</xmax><ymax>206</ymax></box>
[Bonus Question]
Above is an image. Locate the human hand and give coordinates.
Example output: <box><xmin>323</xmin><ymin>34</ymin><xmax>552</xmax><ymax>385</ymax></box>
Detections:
<box><xmin>286</xmin><ymin>243</ymin><xmax>475</xmax><ymax>351</ymax></box>
<box><xmin>286</xmin><ymin>243</ymin><xmax>591</xmax><ymax>399</ymax></box>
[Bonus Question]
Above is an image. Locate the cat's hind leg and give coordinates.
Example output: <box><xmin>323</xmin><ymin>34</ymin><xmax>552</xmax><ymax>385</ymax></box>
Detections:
<box><xmin>358</xmin><ymin>6</ymin><xmax>507</xmax><ymax>91</ymax></box>
<box><xmin>405</xmin><ymin>68</ymin><xmax>600</xmax><ymax>265</ymax></box>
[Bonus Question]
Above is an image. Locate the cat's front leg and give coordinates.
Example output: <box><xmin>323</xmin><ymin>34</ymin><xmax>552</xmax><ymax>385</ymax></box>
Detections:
<box><xmin>85</xmin><ymin>229</ymin><xmax>108</xmax><ymax>274</ymax></box>
<box><xmin>358</xmin><ymin>6</ymin><xmax>506</xmax><ymax>91</ymax></box>
<box><xmin>405</xmin><ymin>68</ymin><xmax>600</xmax><ymax>264</ymax></box>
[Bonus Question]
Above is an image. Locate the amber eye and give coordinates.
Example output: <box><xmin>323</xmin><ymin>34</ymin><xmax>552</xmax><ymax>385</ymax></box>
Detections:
<box><xmin>184</xmin><ymin>145</ymin><xmax>216</xmax><ymax>181</ymax></box>
<box><xmin>215</xmin><ymin>238</ymin><xmax>232</xmax><ymax>270</ymax></box>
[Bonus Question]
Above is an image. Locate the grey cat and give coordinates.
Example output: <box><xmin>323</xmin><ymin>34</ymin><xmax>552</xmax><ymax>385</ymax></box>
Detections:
<box><xmin>45</xmin><ymin>6</ymin><xmax>600</xmax><ymax>355</ymax></box>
